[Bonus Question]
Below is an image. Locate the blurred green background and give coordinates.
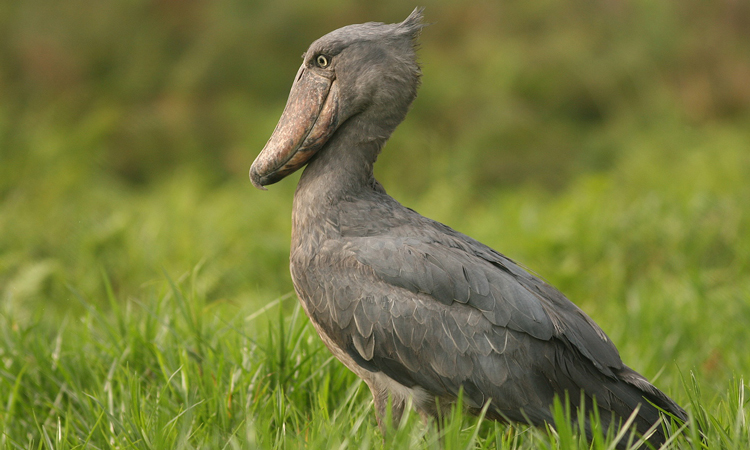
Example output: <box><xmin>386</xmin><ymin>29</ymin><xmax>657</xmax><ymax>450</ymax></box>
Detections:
<box><xmin>1</xmin><ymin>0</ymin><xmax>749</xmax><ymax>339</ymax></box>
<box><xmin>2</xmin><ymin>2</ymin><xmax>750</xmax><ymax>445</ymax></box>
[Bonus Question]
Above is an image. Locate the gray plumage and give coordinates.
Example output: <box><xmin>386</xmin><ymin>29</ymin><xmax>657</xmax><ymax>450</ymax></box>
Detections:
<box><xmin>250</xmin><ymin>8</ymin><xmax>687</xmax><ymax>447</ymax></box>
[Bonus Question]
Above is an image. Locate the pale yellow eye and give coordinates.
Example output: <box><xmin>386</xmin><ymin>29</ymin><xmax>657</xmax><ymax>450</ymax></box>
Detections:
<box><xmin>316</xmin><ymin>55</ymin><xmax>329</xmax><ymax>68</ymax></box>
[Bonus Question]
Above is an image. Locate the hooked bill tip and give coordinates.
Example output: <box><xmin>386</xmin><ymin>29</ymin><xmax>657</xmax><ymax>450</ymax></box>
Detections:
<box><xmin>249</xmin><ymin>167</ymin><xmax>268</xmax><ymax>191</ymax></box>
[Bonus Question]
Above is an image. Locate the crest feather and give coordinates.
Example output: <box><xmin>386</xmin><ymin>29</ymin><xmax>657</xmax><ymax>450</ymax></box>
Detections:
<box><xmin>399</xmin><ymin>7</ymin><xmax>427</xmax><ymax>39</ymax></box>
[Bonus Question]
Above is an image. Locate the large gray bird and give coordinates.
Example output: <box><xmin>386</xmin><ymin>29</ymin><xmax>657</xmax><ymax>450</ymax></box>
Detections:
<box><xmin>250</xmin><ymin>8</ymin><xmax>686</xmax><ymax>447</ymax></box>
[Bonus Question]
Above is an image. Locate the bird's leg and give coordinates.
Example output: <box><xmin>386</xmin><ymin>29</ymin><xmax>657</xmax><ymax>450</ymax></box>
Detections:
<box><xmin>369</xmin><ymin>386</ymin><xmax>406</xmax><ymax>440</ymax></box>
<box><xmin>417</xmin><ymin>408</ymin><xmax>444</xmax><ymax>447</ymax></box>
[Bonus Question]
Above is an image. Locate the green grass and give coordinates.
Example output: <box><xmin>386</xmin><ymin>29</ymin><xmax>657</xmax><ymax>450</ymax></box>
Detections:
<box><xmin>2</xmin><ymin>139</ymin><xmax>749</xmax><ymax>448</ymax></box>
<box><xmin>2</xmin><ymin>1</ymin><xmax>750</xmax><ymax>448</ymax></box>
<box><xmin>0</xmin><ymin>268</ymin><xmax>747</xmax><ymax>449</ymax></box>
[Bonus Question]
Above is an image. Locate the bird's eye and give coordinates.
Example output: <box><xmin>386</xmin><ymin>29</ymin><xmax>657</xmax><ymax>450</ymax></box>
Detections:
<box><xmin>316</xmin><ymin>54</ymin><xmax>329</xmax><ymax>68</ymax></box>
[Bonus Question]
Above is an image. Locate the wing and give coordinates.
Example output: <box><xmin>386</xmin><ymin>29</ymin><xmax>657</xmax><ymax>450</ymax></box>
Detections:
<box><xmin>291</xmin><ymin>226</ymin><xmax>632</xmax><ymax>421</ymax></box>
<box><xmin>292</xmin><ymin>214</ymin><xmax>685</xmax><ymax>434</ymax></box>
<box><xmin>292</xmin><ymin>238</ymin><xmax>557</xmax><ymax>422</ymax></box>
<box><xmin>350</xmin><ymin>229</ymin><xmax>624</xmax><ymax>378</ymax></box>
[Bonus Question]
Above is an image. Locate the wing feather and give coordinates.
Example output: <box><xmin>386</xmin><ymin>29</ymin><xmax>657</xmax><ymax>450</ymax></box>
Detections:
<box><xmin>290</xmin><ymin>193</ymin><xmax>686</xmax><ymax>446</ymax></box>
<box><xmin>350</xmin><ymin>234</ymin><xmax>620</xmax><ymax>376</ymax></box>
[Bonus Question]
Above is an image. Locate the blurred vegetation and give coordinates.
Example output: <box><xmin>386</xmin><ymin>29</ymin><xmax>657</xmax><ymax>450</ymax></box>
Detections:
<box><xmin>2</xmin><ymin>0</ymin><xmax>749</xmax><ymax>303</ymax></box>
<box><xmin>1</xmin><ymin>0</ymin><xmax>750</xmax><ymax>446</ymax></box>
<box><xmin>0</xmin><ymin>0</ymin><xmax>748</xmax><ymax>301</ymax></box>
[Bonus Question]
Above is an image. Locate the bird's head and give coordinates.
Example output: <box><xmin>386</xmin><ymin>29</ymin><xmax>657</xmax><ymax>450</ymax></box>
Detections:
<box><xmin>250</xmin><ymin>8</ymin><xmax>426</xmax><ymax>189</ymax></box>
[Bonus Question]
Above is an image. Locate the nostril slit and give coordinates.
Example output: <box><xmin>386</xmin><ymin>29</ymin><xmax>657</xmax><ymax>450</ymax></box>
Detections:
<box><xmin>296</xmin><ymin>68</ymin><xmax>305</xmax><ymax>82</ymax></box>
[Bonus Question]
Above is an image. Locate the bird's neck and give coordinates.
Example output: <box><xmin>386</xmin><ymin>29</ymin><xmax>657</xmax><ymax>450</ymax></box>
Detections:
<box><xmin>291</xmin><ymin>113</ymin><xmax>393</xmax><ymax>246</ymax></box>
<box><xmin>296</xmin><ymin>111</ymin><xmax>392</xmax><ymax>202</ymax></box>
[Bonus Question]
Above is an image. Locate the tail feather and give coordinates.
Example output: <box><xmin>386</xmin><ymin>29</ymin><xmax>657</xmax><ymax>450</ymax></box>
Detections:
<box><xmin>604</xmin><ymin>366</ymin><xmax>687</xmax><ymax>447</ymax></box>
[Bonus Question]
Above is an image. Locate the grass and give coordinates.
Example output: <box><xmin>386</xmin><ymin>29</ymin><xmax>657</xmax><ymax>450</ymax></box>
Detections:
<box><xmin>2</xmin><ymin>1</ymin><xmax>750</xmax><ymax>448</ymax></box>
<box><xmin>2</xmin><ymin>139</ymin><xmax>749</xmax><ymax>448</ymax></box>
<box><xmin>0</xmin><ymin>268</ymin><xmax>747</xmax><ymax>449</ymax></box>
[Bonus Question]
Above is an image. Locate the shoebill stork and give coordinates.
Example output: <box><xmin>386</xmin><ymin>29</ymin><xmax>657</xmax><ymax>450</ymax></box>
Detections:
<box><xmin>249</xmin><ymin>8</ymin><xmax>686</xmax><ymax>447</ymax></box>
